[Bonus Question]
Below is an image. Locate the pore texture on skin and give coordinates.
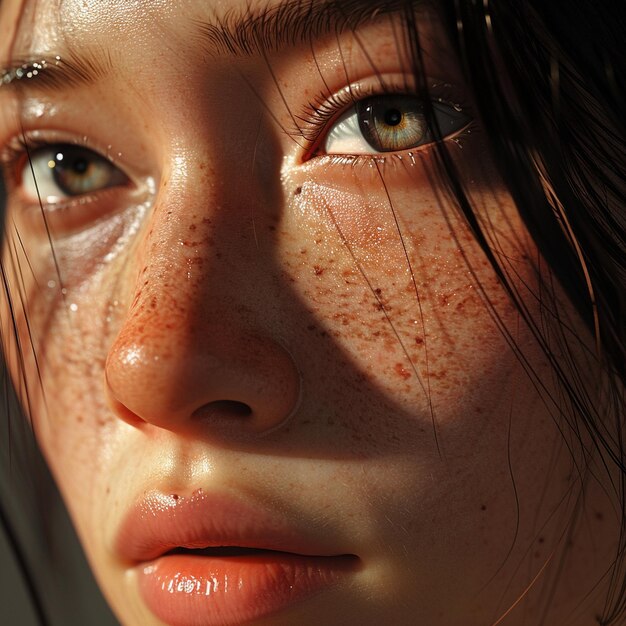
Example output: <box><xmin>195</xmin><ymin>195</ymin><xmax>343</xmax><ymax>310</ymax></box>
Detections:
<box><xmin>0</xmin><ymin>1</ymin><xmax>618</xmax><ymax>625</ymax></box>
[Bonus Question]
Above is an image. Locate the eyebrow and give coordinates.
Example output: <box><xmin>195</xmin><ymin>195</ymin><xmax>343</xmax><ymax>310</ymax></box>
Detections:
<box><xmin>0</xmin><ymin>0</ymin><xmax>416</xmax><ymax>94</ymax></box>
<box><xmin>197</xmin><ymin>0</ymin><xmax>415</xmax><ymax>56</ymax></box>
<box><xmin>0</xmin><ymin>49</ymin><xmax>113</xmax><ymax>93</ymax></box>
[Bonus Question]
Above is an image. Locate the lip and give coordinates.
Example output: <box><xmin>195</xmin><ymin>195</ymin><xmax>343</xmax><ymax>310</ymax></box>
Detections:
<box><xmin>116</xmin><ymin>489</ymin><xmax>358</xmax><ymax>626</ymax></box>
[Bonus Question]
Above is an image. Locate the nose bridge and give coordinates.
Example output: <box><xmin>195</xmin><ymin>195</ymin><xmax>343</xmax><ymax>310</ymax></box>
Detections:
<box><xmin>127</xmin><ymin>159</ymin><xmax>226</xmax><ymax>346</ymax></box>
<box><xmin>103</xmin><ymin>153</ymin><xmax>301</xmax><ymax>435</ymax></box>
<box><xmin>132</xmin><ymin>143</ymin><xmax>267</xmax><ymax>316</ymax></box>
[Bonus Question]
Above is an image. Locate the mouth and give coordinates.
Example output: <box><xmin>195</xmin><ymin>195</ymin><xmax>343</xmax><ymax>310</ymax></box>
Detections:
<box><xmin>139</xmin><ymin>545</ymin><xmax>358</xmax><ymax>626</ymax></box>
<box><xmin>163</xmin><ymin>545</ymin><xmax>355</xmax><ymax>559</ymax></box>
<box><xmin>117</xmin><ymin>490</ymin><xmax>359</xmax><ymax>626</ymax></box>
<box><xmin>164</xmin><ymin>545</ymin><xmax>273</xmax><ymax>557</ymax></box>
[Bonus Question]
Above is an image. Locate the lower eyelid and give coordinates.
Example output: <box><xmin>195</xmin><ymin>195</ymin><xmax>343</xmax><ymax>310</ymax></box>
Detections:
<box><xmin>9</xmin><ymin>181</ymin><xmax>146</xmax><ymax>241</ymax></box>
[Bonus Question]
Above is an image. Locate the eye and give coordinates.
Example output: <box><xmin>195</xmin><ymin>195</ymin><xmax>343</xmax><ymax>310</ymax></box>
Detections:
<box><xmin>20</xmin><ymin>144</ymin><xmax>128</xmax><ymax>202</ymax></box>
<box><xmin>322</xmin><ymin>94</ymin><xmax>471</xmax><ymax>155</ymax></box>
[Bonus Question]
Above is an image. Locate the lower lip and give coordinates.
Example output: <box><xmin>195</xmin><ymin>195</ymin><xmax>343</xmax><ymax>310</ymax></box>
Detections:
<box><xmin>137</xmin><ymin>552</ymin><xmax>355</xmax><ymax>626</ymax></box>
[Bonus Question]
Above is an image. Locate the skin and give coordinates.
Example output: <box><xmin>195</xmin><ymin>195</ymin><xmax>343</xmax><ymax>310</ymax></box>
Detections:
<box><xmin>0</xmin><ymin>0</ymin><xmax>619</xmax><ymax>624</ymax></box>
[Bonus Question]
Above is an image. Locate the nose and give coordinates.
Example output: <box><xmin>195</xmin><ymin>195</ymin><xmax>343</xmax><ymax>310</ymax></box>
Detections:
<box><xmin>104</xmin><ymin>165</ymin><xmax>301</xmax><ymax>438</ymax></box>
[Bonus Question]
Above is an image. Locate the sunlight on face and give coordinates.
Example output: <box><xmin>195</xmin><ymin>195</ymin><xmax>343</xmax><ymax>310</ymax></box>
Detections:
<box><xmin>0</xmin><ymin>1</ymin><xmax>616</xmax><ymax>625</ymax></box>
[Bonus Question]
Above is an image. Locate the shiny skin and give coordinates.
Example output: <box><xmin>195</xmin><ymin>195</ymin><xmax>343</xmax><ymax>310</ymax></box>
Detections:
<box><xmin>0</xmin><ymin>1</ymin><xmax>616</xmax><ymax>625</ymax></box>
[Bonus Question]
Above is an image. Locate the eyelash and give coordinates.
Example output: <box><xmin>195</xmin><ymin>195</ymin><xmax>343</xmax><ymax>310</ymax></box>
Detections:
<box><xmin>292</xmin><ymin>78</ymin><xmax>473</xmax><ymax>160</ymax></box>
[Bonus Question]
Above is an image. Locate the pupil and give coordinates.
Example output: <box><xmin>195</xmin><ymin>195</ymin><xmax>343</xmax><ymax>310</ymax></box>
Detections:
<box><xmin>72</xmin><ymin>158</ymin><xmax>89</xmax><ymax>174</ymax></box>
<box><xmin>384</xmin><ymin>108</ymin><xmax>402</xmax><ymax>126</ymax></box>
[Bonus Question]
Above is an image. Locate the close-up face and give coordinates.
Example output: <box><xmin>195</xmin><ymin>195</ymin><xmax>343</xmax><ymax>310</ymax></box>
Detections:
<box><xmin>0</xmin><ymin>1</ymin><xmax>618</xmax><ymax>625</ymax></box>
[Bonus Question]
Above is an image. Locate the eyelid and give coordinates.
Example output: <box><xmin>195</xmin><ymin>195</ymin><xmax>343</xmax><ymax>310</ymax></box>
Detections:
<box><xmin>293</xmin><ymin>75</ymin><xmax>472</xmax><ymax>161</ymax></box>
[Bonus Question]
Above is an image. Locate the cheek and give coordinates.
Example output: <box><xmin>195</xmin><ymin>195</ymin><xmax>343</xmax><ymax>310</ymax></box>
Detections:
<box><xmin>281</xmin><ymin>152</ymin><xmax>535</xmax><ymax>429</ymax></box>
<box><xmin>0</xmin><ymin>215</ymin><xmax>131</xmax><ymax>492</ymax></box>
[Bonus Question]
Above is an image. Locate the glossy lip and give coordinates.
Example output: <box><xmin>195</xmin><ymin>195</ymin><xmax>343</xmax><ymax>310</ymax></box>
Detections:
<box><xmin>116</xmin><ymin>489</ymin><xmax>359</xmax><ymax>626</ymax></box>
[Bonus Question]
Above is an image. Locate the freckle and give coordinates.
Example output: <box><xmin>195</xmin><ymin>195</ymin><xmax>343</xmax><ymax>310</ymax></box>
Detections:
<box><xmin>269</xmin><ymin>225</ymin><xmax>276</xmax><ymax>231</ymax></box>
<box><xmin>595</xmin><ymin>511</ymin><xmax>604</xmax><ymax>521</ymax></box>
<box><xmin>189</xmin><ymin>224</ymin><xmax>197</xmax><ymax>231</ymax></box>
<box><xmin>538</xmin><ymin>537</ymin><xmax>545</xmax><ymax>544</ymax></box>
<box><xmin>313</xmin><ymin>265</ymin><xmax>324</xmax><ymax>275</ymax></box>
<box><xmin>307</xmin><ymin>324</ymin><xmax>317</xmax><ymax>331</ymax></box>
<box><xmin>480</xmin><ymin>504</ymin><xmax>487</xmax><ymax>511</ymax></box>
<box><xmin>534</xmin><ymin>550</ymin><xmax>541</xmax><ymax>558</ymax></box>
<box><xmin>394</xmin><ymin>363</ymin><xmax>411</xmax><ymax>380</ymax></box>
<box><xmin>294</xmin><ymin>186</ymin><xmax>302</xmax><ymax>195</ymax></box>
<box><xmin>77</xmin><ymin>415</ymin><xmax>84</xmax><ymax>423</ymax></box>
<box><xmin>199</xmin><ymin>163</ymin><xmax>205</xmax><ymax>170</ymax></box>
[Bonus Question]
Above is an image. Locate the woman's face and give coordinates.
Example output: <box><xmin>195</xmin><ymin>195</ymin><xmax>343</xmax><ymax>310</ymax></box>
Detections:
<box><xmin>0</xmin><ymin>1</ymin><xmax>614</xmax><ymax>625</ymax></box>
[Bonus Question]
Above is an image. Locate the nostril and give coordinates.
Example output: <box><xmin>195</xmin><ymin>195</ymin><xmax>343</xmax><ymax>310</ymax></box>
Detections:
<box><xmin>192</xmin><ymin>400</ymin><xmax>253</xmax><ymax>420</ymax></box>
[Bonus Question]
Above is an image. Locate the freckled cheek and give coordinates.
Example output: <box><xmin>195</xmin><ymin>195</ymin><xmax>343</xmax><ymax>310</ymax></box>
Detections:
<box><xmin>280</xmin><ymin>167</ymin><xmax>532</xmax><ymax>418</ymax></box>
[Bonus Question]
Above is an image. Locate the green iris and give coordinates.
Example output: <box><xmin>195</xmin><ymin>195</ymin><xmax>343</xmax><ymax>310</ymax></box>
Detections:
<box><xmin>356</xmin><ymin>95</ymin><xmax>428</xmax><ymax>152</ymax></box>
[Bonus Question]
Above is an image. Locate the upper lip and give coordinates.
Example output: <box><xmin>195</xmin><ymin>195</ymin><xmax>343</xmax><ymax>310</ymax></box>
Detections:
<box><xmin>115</xmin><ymin>488</ymin><xmax>352</xmax><ymax>564</ymax></box>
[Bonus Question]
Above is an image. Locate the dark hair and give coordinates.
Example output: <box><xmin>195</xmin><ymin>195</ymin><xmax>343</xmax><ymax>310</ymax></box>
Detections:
<box><xmin>0</xmin><ymin>0</ymin><xmax>624</xmax><ymax>624</ymax></box>
<box><xmin>435</xmin><ymin>1</ymin><xmax>625</xmax><ymax>622</ymax></box>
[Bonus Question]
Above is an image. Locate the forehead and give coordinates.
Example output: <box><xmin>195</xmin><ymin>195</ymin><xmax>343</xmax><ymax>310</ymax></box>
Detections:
<box><xmin>2</xmin><ymin>0</ymin><xmax>208</xmax><ymax>63</ymax></box>
<box><xmin>2</xmin><ymin>0</ymin><xmax>417</xmax><ymax>59</ymax></box>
